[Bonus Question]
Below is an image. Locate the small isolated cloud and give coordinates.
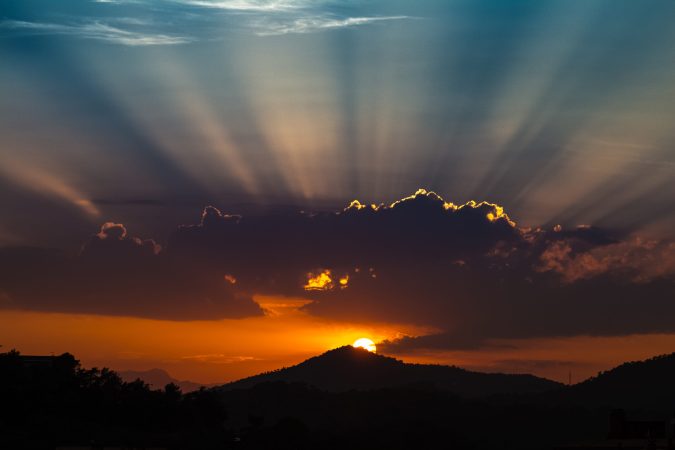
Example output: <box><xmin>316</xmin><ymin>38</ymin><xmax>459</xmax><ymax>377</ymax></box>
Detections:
<box><xmin>97</xmin><ymin>222</ymin><xmax>128</xmax><ymax>240</ymax></box>
<box><xmin>0</xmin><ymin>20</ymin><xmax>191</xmax><ymax>46</ymax></box>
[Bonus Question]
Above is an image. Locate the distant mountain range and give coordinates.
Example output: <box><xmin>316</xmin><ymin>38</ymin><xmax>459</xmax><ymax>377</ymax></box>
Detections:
<box><xmin>118</xmin><ymin>368</ymin><xmax>212</xmax><ymax>393</ymax></box>
<box><xmin>220</xmin><ymin>345</ymin><xmax>562</xmax><ymax>396</ymax></box>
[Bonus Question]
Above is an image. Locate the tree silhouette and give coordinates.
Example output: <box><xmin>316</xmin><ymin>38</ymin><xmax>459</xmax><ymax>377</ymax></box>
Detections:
<box><xmin>0</xmin><ymin>349</ymin><xmax>229</xmax><ymax>449</ymax></box>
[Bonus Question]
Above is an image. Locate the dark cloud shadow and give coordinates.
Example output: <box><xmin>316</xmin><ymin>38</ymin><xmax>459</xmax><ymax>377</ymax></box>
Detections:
<box><xmin>0</xmin><ymin>187</ymin><xmax>673</xmax><ymax>343</ymax></box>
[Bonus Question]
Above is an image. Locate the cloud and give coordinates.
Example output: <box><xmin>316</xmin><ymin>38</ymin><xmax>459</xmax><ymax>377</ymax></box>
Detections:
<box><xmin>537</xmin><ymin>236</ymin><xmax>675</xmax><ymax>283</ymax></box>
<box><xmin>377</xmin><ymin>221</ymin><xmax>675</xmax><ymax>352</ymax></box>
<box><xmin>0</xmin><ymin>189</ymin><xmax>673</xmax><ymax>343</ymax></box>
<box><xmin>254</xmin><ymin>15</ymin><xmax>413</xmax><ymax>36</ymax></box>
<box><xmin>1</xmin><ymin>0</ymin><xmax>414</xmax><ymax>45</ymax></box>
<box><xmin>166</xmin><ymin>189</ymin><xmax>520</xmax><ymax>298</ymax></box>
<box><xmin>174</xmin><ymin>0</ymin><xmax>305</xmax><ymax>11</ymax></box>
<box><xmin>0</xmin><ymin>223</ymin><xmax>261</xmax><ymax>320</ymax></box>
<box><xmin>0</xmin><ymin>20</ymin><xmax>191</xmax><ymax>46</ymax></box>
<box><xmin>172</xmin><ymin>0</ymin><xmax>414</xmax><ymax>36</ymax></box>
<box><xmin>98</xmin><ymin>222</ymin><xmax>128</xmax><ymax>240</ymax></box>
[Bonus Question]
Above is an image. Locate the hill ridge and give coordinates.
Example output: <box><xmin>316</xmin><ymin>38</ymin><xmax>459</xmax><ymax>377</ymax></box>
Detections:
<box><xmin>220</xmin><ymin>345</ymin><xmax>561</xmax><ymax>397</ymax></box>
<box><xmin>545</xmin><ymin>351</ymin><xmax>675</xmax><ymax>409</ymax></box>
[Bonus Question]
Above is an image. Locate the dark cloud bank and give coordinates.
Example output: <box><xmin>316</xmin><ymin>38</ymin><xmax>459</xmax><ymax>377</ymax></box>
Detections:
<box><xmin>1</xmin><ymin>189</ymin><xmax>674</xmax><ymax>351</ymax></box>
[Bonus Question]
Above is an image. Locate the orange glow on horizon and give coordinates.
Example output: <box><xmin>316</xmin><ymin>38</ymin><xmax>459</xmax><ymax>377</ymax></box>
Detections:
<box><xmin>2</xmin><ymin>307</ymin><xmax>675</xmax><ymax>385</ymax></box>
<box><xmin>0</xmin><ymin>299</ymin><xmax>424</xmax><ymax>384</ymax></box>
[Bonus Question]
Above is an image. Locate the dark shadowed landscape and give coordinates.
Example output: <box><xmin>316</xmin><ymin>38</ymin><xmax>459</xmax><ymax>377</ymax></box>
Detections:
<box><xmin>4</xmin><ymin>347</ymin><xmax>675</xmax><ymax>449</ymax></box>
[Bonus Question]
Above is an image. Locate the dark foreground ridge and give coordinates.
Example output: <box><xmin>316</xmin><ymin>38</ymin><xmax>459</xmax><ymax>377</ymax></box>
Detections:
<box><xmin>543</xmin><ymin>352</ymin><xmax>675</xmax><ymax>409</ymax></box>
<box><xmin>4</xmin><ymin>348</ymin><xmax>675</xmax><ymax>449</ymax></box>
<box><xmin>0</xmin><ymin>350</ymin><xmax>227</xmax><ymax>449</ymax></box>
<box><xmin>221</xmin><ymin>345</ymin><xmax>562</xmax><ymax>395</ymax></box>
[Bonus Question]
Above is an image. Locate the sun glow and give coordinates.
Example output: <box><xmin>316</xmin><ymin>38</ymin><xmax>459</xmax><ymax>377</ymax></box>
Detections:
<box><xmin>353</xmin><ymin>337</ymin><xmax>377</xmax><ymax>353</ymax></box>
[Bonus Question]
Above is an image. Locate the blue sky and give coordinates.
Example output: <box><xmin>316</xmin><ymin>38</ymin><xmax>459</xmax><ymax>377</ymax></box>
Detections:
<box><xmin>2</xmin><ymin>0</ymin><xmax>675</xmax><ymax>247</ymax></box>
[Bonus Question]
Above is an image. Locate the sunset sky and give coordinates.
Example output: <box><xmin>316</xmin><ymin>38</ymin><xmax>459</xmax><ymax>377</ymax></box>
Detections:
<box><xmin>1</xmin><ymin>0</ymin><xmax>675</xmax><ymax>385</ymax></box>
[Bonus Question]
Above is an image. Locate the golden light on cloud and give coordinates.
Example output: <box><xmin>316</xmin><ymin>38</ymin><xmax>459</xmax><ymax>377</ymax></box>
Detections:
<box><xmin>353</xmin><ymin>337</ymin><xmax>377</xmax><ymax>353</ymax></box>
<box><xmin>304</xmin><ymin>270</ymin><xmax>333</xmax><ymax>291</ymax></box>
<box><xmin>346</xmin><ymin>200</ymin><xmax>367</xmax><ymax>211</ymax></box>
<box><xmin>383</xmin><ymin>189</ymin><xmax>516</xmax><ymax>227</ymax></box>
<box><xmin>485</xmin><ymin>205</ymin><xmax>508</xmax><ymax>222</ymax></box>
<box><xmin>223</xmin><ymin>274</ymin><xmax>237</xmax><ymax>285</ymax></box>
<box><xmin>345</xmin><ymin>200</ymin><xmax>380</xmax><ymax>212</ymax></box>
<box><xmin>447</xmin><ymin>199</ymin><xmax>516</xmax><ymax>226</ymax></box>
<box><xmin>303</xmin><ymin>270</ymin><xmax>350</xmax><ymax>291</ymax></box>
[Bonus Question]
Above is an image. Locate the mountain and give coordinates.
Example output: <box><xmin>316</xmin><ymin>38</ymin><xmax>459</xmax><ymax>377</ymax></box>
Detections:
<box><xmin>118</xmin><ymin>368</ymin><xmax>210</xmax><ymax>393</ymax></box>
<box><xmin>220</xmin><ymin>346</ymin><xmax>561</xmax><ymax>396</ymax></box>
<box><xmin>547</xmin><ymin>352</ymin><xmax>675</xmax><ymax>410</ymax></box>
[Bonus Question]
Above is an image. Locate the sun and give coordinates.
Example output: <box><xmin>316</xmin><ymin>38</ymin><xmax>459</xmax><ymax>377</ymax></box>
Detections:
<box><xmin>353</xmin><ymin>337</ymin><xmax>377</xmax><ymax>353</ymax></box>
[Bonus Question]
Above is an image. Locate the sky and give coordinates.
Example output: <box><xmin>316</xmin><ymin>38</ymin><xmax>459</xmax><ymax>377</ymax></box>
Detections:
<box><xmin>1</xmin><ymin>0</ymin><xmax>675</xmax><ymax>385</ymax></box>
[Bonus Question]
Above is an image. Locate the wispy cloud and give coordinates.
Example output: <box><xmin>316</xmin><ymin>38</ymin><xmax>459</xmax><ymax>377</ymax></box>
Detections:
<box><xmin>255</xmin><ymin>15</ymin><xmax>412</xmax><ymax>36</ymax></box>
<box><xmin>180</xmin><ymin>354</ymin><xmax>261</xmax><ymax>364</ymax></box>
<box><xmin>0</xmin><ymin>20</ymin><xmax>191</xmax><ymax>46</ymax></box>
<box><xmin>83</xmin><ymin>1</ymin><xmax>414</xmax><ymax>38</ymax></box>
<box><xmin>173</xmin><ymin>0</ymin><xmax>308</xmax><ymax>12</ymax></box>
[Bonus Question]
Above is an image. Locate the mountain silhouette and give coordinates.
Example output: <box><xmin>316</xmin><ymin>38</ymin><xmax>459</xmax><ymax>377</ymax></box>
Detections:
<box><xmin>220</xmin><ymin>346</ymin><xmax>561</xmax><ymax>396</ymax></box>
<box><xmin>8</xmin><ymin>347</ymin><xmax>675</xmax><ymax>449</ymax></box>
<box><xmin>548</xmin><ymin>352</ymin><xmax>675</xmax><ymax>410</ymax></box>
<box><xmin>118</xmin><ymin>368</ymin><xmax>212</xmax><ymax>393</ymax></box>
